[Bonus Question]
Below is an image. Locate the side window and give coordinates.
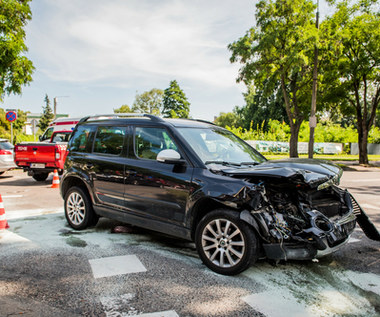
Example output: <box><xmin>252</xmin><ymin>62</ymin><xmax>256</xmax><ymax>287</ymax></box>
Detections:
<box><xmin>52</xmin><ymin>132</ymin><xmax>71</xmax><ymax>142</ymax></box>
<box><xmin>68</xmin><ymin>125</ymin><xmax>96</xmax><ymax>153</ymax></box>
<box><xmin>94</xmin><ymin>126</ymin><xmax>126</xmax><ymax>155</ymax></box>
<box><xmin>134</xmin><ymin>127</ymin><xmax>178</xmax><ymax>160</ymax></box>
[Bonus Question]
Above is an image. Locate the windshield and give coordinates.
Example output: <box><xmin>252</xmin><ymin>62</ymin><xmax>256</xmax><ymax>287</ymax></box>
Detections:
<box><xmin>177</xmin><ymin>127</ymin><xmax>266</xmax><ymax>166</ymax></box>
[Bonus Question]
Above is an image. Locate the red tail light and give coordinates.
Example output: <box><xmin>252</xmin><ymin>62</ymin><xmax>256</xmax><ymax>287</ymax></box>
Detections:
<box><xmin>0</xmin><ymin>150</ymin><xmax>12</xmax><ymax>155</ymax></box>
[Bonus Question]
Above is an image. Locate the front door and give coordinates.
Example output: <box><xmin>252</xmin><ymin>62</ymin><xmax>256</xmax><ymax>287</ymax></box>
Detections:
<box><xmin>124</xmin><ymin>126</ymin><xmax>193</xmax><ymax>226</ymax></box>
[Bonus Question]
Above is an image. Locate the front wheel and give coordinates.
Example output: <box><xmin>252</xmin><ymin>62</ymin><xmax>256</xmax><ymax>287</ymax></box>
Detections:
<box><xmin>195</xmin><ymin>209</ymin><xmax>259</xmax><ymax>275</ymax></box>
<box><xmin>64</xmin><ymin>186</ymin><xmax>98</xmax><ymax>230</ymax></box>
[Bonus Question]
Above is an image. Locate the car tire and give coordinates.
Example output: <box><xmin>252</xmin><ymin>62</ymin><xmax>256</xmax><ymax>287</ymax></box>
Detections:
<box><xmin>64</xmin><ymin>186</ymin><xmax>98</xmax><ymax>230</ymax></box>
<box><xmin>32</xmin><ymin>172</ymin><xmax>49</xmax><ymax>181</ymax></box>
<box><xmin>195</xmin><ymin>208</ymin><xmax>259</xmax><ymax>275</ymax></box>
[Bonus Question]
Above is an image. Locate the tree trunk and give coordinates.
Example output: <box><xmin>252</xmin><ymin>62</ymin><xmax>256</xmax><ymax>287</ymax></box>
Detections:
<box><xmin>358</xmin><ymin>124</ymin><xmax>369</xmax><ymax>165</ymax></box>
<box><xmin>289</xmin><ymin>120</ymin><xmax>302</xmax><ymax>158</ymax></box>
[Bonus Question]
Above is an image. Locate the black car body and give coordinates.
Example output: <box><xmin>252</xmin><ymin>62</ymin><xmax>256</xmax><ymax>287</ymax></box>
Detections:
<box><xmin>61</xmin><ymin>114</ymin><xmax>380</xmax><ymax>275</ymax></box>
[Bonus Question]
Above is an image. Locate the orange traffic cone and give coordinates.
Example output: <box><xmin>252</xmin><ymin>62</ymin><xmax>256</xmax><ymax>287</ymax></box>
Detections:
<box><xmin>51</xmin><ymin>170</ymin><xmax>60</xmax><ymax>188</ymax></box>
<box><xmin>0</xmin><ymin>194</ymin><xmax>9</xmax><ymax>229</ymax></box>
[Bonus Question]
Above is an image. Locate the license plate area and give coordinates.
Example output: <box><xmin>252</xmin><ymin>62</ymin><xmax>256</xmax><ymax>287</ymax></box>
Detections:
<box><xmin>30</xmin><ymin>163</ymin><xmax>45</xmax><ymax>168</ymax></box>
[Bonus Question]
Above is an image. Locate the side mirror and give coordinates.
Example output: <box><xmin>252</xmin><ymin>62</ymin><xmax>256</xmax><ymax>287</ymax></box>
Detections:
<box><xmin>157</xmin><ymin>149</ymin><xmax>186</xmax><ymax>165</ymax></box>
<box><xmin>38</xmin><ymin>135</ymin><xmax>42</xmax><ymax>141</ymax></box>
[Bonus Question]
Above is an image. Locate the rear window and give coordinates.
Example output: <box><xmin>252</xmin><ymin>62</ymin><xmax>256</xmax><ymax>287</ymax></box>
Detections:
<box><xmin>68</xmin><ymin>125</ymin><xmax>96</xmax><ymax>153</ymax></box>
<box><xmin>0</xmin><ymin>141</ymin><xmax>13</xmax><ymax>150</ymax></box>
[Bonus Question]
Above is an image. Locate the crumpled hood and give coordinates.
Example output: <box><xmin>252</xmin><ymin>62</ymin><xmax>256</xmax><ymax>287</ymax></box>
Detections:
<box><xmin>218</xmin><ymin>158</ymin><xmax>343</xmax><ymax>188</ymax></box>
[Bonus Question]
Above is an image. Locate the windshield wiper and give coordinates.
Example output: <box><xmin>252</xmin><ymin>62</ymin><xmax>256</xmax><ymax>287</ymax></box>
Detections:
<box><xmin>240</xmin><ymin>162</ymin><xmax>260</xmax><ymax>166</ymax></box>
<box><xmin>204</xmin><ymin>161</ymin><xmax>241</xmax><ymax>167</ymax></box>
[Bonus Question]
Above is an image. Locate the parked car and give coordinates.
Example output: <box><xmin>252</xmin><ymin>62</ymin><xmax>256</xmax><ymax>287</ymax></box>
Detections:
<box><xmin>0</xmin><ymin>139</ymin><xmax>17</xmax><ymax>175</ymax></box>
<box><xmin>14</xmin><ymin>118</ymin><xmax>80</xmax><ymax>181</ymax></box>
<box><xmin>60</xmin><ymin>114</ymin><xmax>380</xmax><ymax>275</ymax></box>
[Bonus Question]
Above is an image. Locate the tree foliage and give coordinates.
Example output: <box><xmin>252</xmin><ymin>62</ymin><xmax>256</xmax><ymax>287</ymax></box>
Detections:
<box><xmin>162</xmin><ymin>80</ymin><xmax>190</xmax><ymax>118</ymax></box>
<box><xmin>235</xmin><ymin>84</ymin><xmax>288</xmax><ymax>131</ymax></box>
<box><xmin>0</xmin><ymin>0</ymin><xmax>34</xmax><ymax>101</ymax></box>
<box><xmin>132</xmin><ymin>88</ymin><xmax>163</xmax><ymax>115</ymax></box>
<box><xmin>38</xmin><ymin>94</ymin><xmax>54</xmax><ymax>131</ymax></box>
<box><xmin>229</xmin><ymin>0</ymin><xmax>318</xmax><ymax>157</ymax></box>
<box><xmin>321</xmin><ymin>0</ymin><xmax>380</xmax><ymax>164</ymax></box>
<box><xmin>114</xmin><ymin>105</ymin><xmax>133</xmax><ymax>113</ymax></box>
<box><xmin>214</xmin><ymin>111</ymin><xmax>242</xmax><ymax>128</ymax></box>
<box><xmin>0</xmin><ymin>108</ymin><xmax>28</xmax><ymax>142</ymax></box>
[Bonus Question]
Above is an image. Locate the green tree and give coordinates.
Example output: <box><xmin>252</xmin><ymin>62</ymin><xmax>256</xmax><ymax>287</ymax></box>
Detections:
<box><xmin>38</xmin><ymin>94</ymin><xmax>54</xmax><ymax>131</ymax></box>
<box><xmin>114</xmin><ymin>105</ymin><xmax>133</xmax><ymax>113</ymax></box>
<box><xmin>214</xmin><ymin>111</ymin><xmax>242</xmax><ymax>128</ymax></box>
<box><xmin>229</xmin><ymin>0</ymin><xmax>318</xmax><ymax>157</ymax></box>
<box><xmin>0</xmin><ymin>108</ymin><xmax>28</xmax><ymax>142</ymax></box>
<box><xmin>322</xmin><ymin>0</ymin><xmax>380</xmax><ymax>164</ymax></box>
<box><xmin>0</xmin><ymin>0</ymin><xmax>34</xmax><ymax>101</ymax></box>
<box><xmin>236</xmin><ymin>84</ymin><xmax>288</xmax><ymax>131</ymax></box>
<box><xmin>132</xmin><ymin>89</ymin><xmax>163</xmax><ymax>115</ymax></box>
<box><xmin>162</xmin><ymin>80</ymin><xmax>190</xmax><ymax>118</ymax></box>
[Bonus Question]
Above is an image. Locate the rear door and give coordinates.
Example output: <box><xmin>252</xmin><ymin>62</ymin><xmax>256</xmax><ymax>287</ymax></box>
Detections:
<box><xmin>67</xmin><ymin>124</ymin><xmax>127</xmax><ymax>210</ymax></box>
<box><xmin>124</xmin><ymin>125</ymin><xmax>193</xmax><ymax>226</ymax></box>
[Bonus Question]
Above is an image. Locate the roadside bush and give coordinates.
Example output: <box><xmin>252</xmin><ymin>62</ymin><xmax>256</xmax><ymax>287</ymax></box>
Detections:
<box><xmin>226</xmin><ymin>119</ymin><xmax>380</xmax><ymax>145</ymax></box>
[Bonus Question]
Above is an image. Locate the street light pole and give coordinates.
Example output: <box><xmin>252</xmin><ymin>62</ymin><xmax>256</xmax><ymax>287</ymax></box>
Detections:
<box><xmin>53</xmin><ymin>96</ymin><xmax>69</xmax><ymax>119</ymax></box>
<box><xmin>308</xmin><ymin>0</ymin><xmax>319</xmax><ymax>159</ymax></box>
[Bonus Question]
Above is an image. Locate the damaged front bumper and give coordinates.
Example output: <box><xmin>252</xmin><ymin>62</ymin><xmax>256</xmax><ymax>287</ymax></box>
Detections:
<box><xmin>260</xmin><ymin>211</ymin><xmax>357</xmax><ymax>261</ymax></box>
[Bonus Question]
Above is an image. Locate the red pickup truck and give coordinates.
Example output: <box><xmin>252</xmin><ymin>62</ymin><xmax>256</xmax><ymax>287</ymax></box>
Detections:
<box><xmin>14</xmin><ymin>118</ymin><xmax>80</xmax><ymax>181</ymax></box>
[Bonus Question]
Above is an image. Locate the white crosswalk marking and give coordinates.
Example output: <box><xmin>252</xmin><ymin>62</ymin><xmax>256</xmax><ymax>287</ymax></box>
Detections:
<box><xmin>89</xmin><ymin>254</ymin><xmax>147</xmax><ymax>278</ymax></box>
<box><xmin>100</xmin><ymin>293</ymin><xmax>179</xmax><ymax>317</ymax></box>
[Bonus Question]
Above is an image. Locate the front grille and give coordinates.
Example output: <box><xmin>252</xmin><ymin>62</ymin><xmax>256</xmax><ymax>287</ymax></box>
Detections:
<box><xmin>350</xmin><ymin>195</ymin><xmax>362</xmax><ymax>216</ymax></box>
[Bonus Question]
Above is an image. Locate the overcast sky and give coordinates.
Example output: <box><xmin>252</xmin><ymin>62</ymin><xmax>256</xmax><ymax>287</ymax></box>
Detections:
<box><xmin>3</xmin><ymin>0</ymin><xmax>260</xmax><ymax>121</ymax></box>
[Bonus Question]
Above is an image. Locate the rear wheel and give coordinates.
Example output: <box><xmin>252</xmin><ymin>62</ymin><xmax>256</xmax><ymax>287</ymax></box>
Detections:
<box><xmin>195</xmin><ymin>209</ymin><xmax>259</xmax><ymax>275</ymax></box>
<box><xmin>64</xmin><ymin>186</ymin><xmax>98</xmax><ymax>230</ymax></box>
<box><xmin>32</xmin><ymin>172</ymin><xmax>49</xmax><ymax>181</ymax></box>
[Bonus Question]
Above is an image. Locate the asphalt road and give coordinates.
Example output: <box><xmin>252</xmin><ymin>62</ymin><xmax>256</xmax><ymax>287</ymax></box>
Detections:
<box><xmin>0</xmin><ymin>167</ymin><xmax>379</xmax><ymax>317</ymax></box>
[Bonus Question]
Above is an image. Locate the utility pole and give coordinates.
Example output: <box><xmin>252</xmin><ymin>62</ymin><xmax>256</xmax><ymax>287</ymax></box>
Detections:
<box><xmin>308</xmin><ymin>0</ymin><xmax>319</xmax><ymax>159</ymax></box>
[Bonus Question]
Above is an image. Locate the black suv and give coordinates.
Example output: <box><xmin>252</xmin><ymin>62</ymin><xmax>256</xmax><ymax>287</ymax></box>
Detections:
<box><xmin>61</xmin><ymin>114</ymin><xmax>379</xmax><ymax>275</ymax></box>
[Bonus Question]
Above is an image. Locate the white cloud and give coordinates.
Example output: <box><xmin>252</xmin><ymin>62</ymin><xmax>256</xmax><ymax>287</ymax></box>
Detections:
<box><xmin>30</xmin><ymin>0</ymin><xmax>253</xmax><ymax>88</ymax></box>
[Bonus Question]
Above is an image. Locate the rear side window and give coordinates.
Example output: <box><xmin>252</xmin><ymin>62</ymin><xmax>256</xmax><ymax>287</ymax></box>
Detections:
<box><xmin>68</xmin><ymin>125</ymin><xmax>96</xmax><ymax>153</ymax></box>
<box><xmin>94</xmin><ymin>126</ymin><xmax>127</xmax><ymax>155</ymax></box>
<box><xmin>134</xmin><ymin>127</ymin><xmax>178</xmax><ymax>160</ymax></box>
<box><xmin>40</xmin><ymin>127</ymin><xmax>53</xmax><ymax>141</ymax></box>
<box><xmin>52</xmin><ymin>132</ymin><xmax>71</xmax><ymax>142</ymax></box>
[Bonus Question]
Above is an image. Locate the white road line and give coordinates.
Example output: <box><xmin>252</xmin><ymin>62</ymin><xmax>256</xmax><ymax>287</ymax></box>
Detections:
<box><xmin>243</xmin><ymin>291</ymin><xmax>313</xmax><ymax>317</ymax></box>
<box><xmin>6</xmin><ymin>208</ymin><xmax>63</xmax><ymax>220</ymax></box>
<box><xmin>348</xmin><ymin>237</ymin><xmax>360</xmax><ymax>243</ymax></box>
<box><xmin>360</xmin><ymin>203</ymin><xmax>379</xmax><ymax>210</ymax></box>
<box><xmin>101</xmin><ymin>293</ymin><xmax>178</xmax><ymax>317</ymax></box>
<box><xmin>89</xmin><ymin>255</ymin><xmax>147</xmax><ymax>279</ymax></box>
<box><xmin>345</xmin><ymin>179</ymin><xmax>380</xmax><ymax>182</ymax></box>
<box><xmin>243</xmin><ymin>264</ymin><xmax>380</xmax><ymax>317</ymax></box>
<box><xmin>2</xmin><ymin>195</ymin><xmax>23</xmax><ymax>198</ymax></box>
<box><xmin>139</xmin><ymin>311</ymin><xmax>179</xmax><ymax>317</ymax></box>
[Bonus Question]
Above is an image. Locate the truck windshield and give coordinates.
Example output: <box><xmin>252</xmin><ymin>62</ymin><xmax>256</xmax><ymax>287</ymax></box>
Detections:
<box><xmin>177</xmin><ymin>127</ymin><xmax>266</xmax><ymax>166</ymax></box>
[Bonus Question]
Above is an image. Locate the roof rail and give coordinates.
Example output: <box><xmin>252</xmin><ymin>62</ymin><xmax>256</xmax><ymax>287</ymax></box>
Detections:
<box><xmin>79</xmin><ymin>113</ymin><xmax>164</xmax><ymax>123</ymax></box>
<box><xmin>193</xmin><ymin>119</ymin><xmax>217</xmax><ymax>126</ymax></box>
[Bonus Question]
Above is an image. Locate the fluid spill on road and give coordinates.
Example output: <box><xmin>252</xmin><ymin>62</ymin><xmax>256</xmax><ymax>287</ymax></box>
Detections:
<box><xmin>65</xmin><ymin>236</ymin><xmax>87</xmax><ymax>248</ymax></box>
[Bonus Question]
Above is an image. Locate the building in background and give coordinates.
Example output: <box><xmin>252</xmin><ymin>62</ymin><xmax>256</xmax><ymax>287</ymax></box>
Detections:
<box><xmin>24</xmin><ymin>113</ymin><xmax>69</xmax><ymax>135</ymax></box>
